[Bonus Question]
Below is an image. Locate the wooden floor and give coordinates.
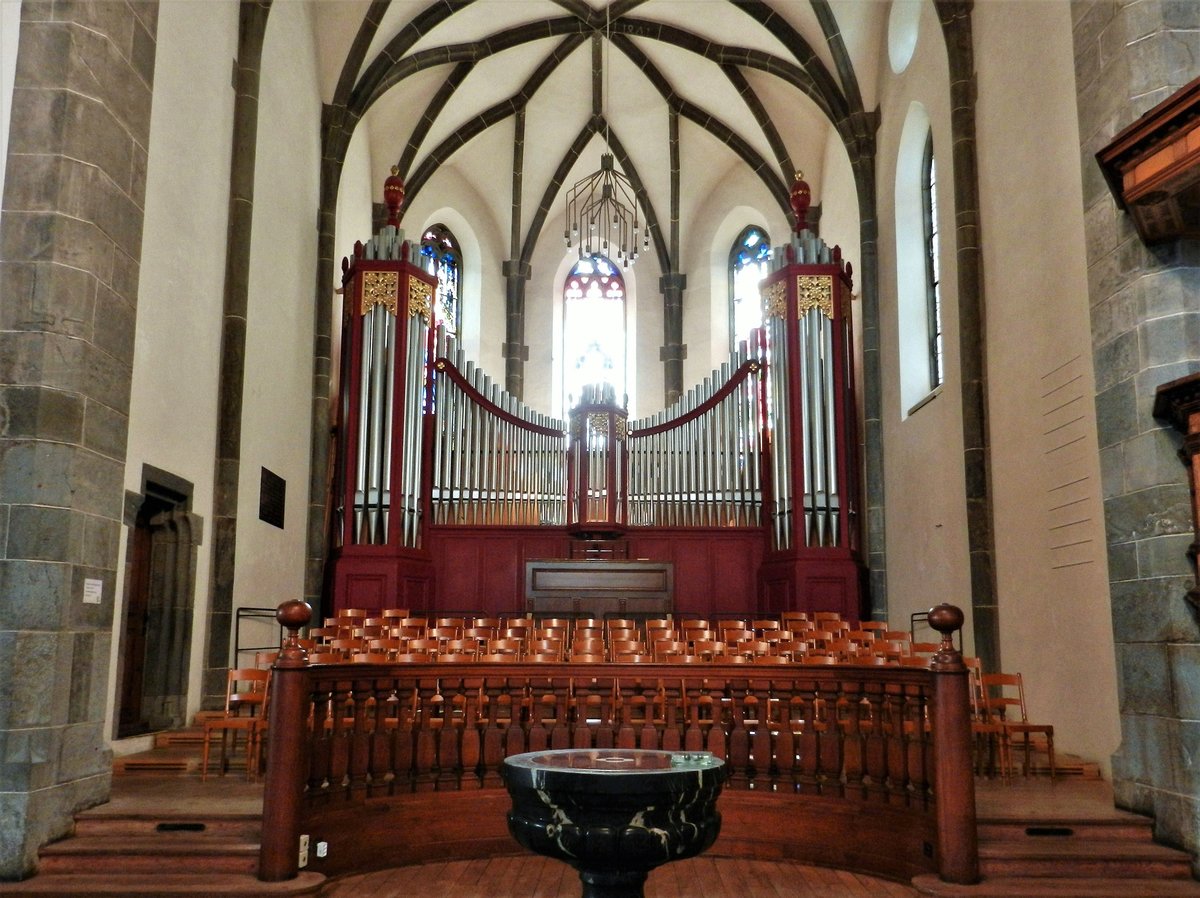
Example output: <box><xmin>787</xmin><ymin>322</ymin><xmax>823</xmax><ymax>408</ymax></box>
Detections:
<box><xmin>318</xmin><ymin>854</ymin><xmax>920</xmax><ymax>897</ymax></box>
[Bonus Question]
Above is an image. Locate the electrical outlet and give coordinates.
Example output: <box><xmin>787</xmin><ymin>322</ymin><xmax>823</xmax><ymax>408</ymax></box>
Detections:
<box><xmin>316</xmin><ymin>841</ymin><xmax>328</xmax><ymax>858</ymax></box>
<box><xmin>298</xmin><ymin>834</ymin><xmax>310</xmax><ymax>868</ymax></box>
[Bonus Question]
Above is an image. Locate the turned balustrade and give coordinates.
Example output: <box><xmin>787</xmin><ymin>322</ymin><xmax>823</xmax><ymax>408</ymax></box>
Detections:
<box><xmin>259</xmin><ymin>601</ymin><xmax>977</xmax><ymax>886</ymax></box>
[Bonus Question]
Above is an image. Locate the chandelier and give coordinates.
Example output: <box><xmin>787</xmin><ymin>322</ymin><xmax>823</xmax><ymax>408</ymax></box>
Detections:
<box><xmin>564</xmin><ymin>152</ymin><xmax>647</xmax><ymax>267</ymax></box>
<box><xmin>563</xmin><ymin>6</ymin><xmax>647</xmax><ymax>268</ymax></box>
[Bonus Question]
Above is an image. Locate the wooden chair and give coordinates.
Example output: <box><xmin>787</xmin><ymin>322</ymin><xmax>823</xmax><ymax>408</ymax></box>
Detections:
<box><xmin>614</xmin><ymin>652</ymin><xmax>655</xmax><ymax>663</ymax></box>
<box><xmin>981</xmin><ymin>672</ymin><xmax>1055</xmax><ymax>779</ymax></box>
<box><xmin>569</xmin><ymin>652</ymin><xmax>606</xmax><ymax>663</ymax></box>
<box><xmin>966</xmin><ymin>658</ymin><xmax>1010</xmax><ymax>780</ymax></box>
<box><xmin>201</xmin><ymin>668</ymin><xmax>270</xmax><ymax>781</ymax></box>
<box><xmin>307</xmin><ymin>651</ymin><xmax>345</xmax><ymax>664</ymax></box>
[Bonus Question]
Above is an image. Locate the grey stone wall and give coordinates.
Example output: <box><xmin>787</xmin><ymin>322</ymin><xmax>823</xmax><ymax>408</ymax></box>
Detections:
<box><xmin>1073</xmin><ymin>0</ymin><xmax>1200</xmax><ymax>861</ymax></box>
<box><xmin>0</xmin><ymin>1</ymin><xmax>156</xmax><ymax>878</ymax></box>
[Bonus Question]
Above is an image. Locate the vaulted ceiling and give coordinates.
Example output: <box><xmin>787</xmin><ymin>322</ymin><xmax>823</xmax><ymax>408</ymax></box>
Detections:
<box><xmin>312</xmin><ymin>0</ymin><xmax>888</xmax><ymax>268</ymax></box>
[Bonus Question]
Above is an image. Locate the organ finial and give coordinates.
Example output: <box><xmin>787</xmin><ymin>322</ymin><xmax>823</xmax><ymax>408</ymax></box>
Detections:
<box><xmin>790</xmin><ymin>170</ymin><xmax>811</xmax><ymax>234</ymax></box>
<box><xmin>384</xmin><ymin>166</ymin><xmax>405</xmax><ymax>227</ymax></box>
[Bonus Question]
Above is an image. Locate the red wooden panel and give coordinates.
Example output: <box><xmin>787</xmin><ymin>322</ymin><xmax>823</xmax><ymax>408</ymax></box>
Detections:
<box><xmin>477</xmin><ymin>536</ymin><xmax>522</xmax><ymax>615</ymax></box>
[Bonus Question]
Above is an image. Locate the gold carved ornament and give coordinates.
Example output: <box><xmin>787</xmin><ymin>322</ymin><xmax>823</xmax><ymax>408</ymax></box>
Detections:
<box><xmin>587</xmin><ymin>413</ymin><xmax>611</xmax><ymax>438</ymax></box>
<box><xmin>360</xmin><ymin>271</ymin><xmax>399</xmax><ymax>315</ymax></box>
<box><xmin>763</xmin><ymin>281</ymin><xmax>787</xmax><ymax>319</ymax></box>
<box><xmin>796</xmin><ymin>275</ymin><xmax>834</xmax><ymax>319</ymax></box>
<box><xmin>407</xmin><ymin>276</ymin><xmax>433</xmax><ymax>325</ymax></box>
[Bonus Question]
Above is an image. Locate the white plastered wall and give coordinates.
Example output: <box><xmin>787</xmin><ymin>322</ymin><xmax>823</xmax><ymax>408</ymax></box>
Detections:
<box><xmin>109</xmin><ymin>1</ymin><xmax>238</xmax><ymax>748</ymax></box>
<box><xmin>973</xmin><ymin>1</ymin><xmax>1119</xmax><ymax>771</ymax></box>
<box><xmin>233</xmin><ymin>0</ymin><xmax>322</xmax><ymax>639</ymax></box>
<box><xmin>874</xmin><ymin>0</ymin><xmax>973</xmax><ymax>652</ymax></box>
<box><xmin>403</xmin><ymin>162</ymin><xmax>508</xmax><ymax>384</ymax></box>
<box><xmin>0</xmin><ymin>0</ymin><xmax>20</xmax><ymax>204</ymax></box>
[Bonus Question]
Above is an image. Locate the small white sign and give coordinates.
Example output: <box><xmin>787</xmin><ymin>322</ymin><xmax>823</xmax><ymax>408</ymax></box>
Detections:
<box><xmin>82</xmin><ymin>578</ymin><xmax>103</xmax><ymax>605</ymax></box>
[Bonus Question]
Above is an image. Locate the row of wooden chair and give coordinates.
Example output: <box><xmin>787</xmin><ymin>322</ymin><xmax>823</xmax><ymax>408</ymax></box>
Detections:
<box><xmin>966</xmin><ymin>659</ymin><xmax>1055</xmax><ymax>780</ymax></box>
<box><xmin>300</xmin><ymin>608</ymin><xmax>940</xmax><ymax>665</ymax></box>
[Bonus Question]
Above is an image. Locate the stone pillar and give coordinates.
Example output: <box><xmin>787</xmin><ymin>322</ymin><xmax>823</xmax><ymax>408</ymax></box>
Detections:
<box><xmin>0</xmin><ymin>2</ymin><xmax>157</xmax><ymax>878</ymax></box>
<box><xmin>936</xmin><ymin>1</ymin><xmax>1000</xmax><ymax>675</ymax></box>
<box><xmin>1074</xmin><ymin>0</ymin><xmax>1200</xmax><ymax>859</ymax></box>
<box><xmin>503</xmin><ymin>259</ymin><xmax>531</xmax><ymax>399</ymax></box>
<box><xmin>207</xmin><ymin>0</ymin><xmax>271</xmax><ymax>709</ymax></box>
<box><xmin>659</xmin><ymin>272</ymin><xmax>687</xmax><ymax>407</ymax></box>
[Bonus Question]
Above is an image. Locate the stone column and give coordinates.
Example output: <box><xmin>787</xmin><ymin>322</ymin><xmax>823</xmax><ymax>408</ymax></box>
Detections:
<box><xmin>659</xmin><ymin>272</ymin><xmax>687</xmax><ymax>407</ymax></box>
<box><xmin>936</xmin><ymin>1</ymin><xmax>1000</xmax><ymax>675</ymax></box>
<box><xmin>1074</xmin><ymin>0</ymin><xmax>1200</xmax><ymax>859</ymax></box>
<box><xmin>503</xmin><ymin>259</ymin><xmax>531</xmax><ymax>398</ymax></box>
<box><xmin>0</xmin><ymin>2</ymin><xmax>157</xmax><ymax>878</ymax></box>
<box><xmin>206</xmin><ymin>0</ymin><xmax>271</xmax><ymax>709</ymax></box>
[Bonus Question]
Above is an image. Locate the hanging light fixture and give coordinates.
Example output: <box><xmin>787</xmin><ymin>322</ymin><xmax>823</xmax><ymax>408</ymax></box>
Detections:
<box><xmin>563</xmin><ymin>8</ymin><xmax>648</xmax><ymax>267</ymax></box>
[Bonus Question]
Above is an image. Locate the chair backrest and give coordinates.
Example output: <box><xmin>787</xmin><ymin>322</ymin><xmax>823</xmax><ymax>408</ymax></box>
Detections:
<box><xmin>225</xmin><ymin>668</ymin><xmax>270</xmax><ymax>715</ymax></box>
<box><xmin>980</xmin><ymin>672</ymin><xmax>1028</xmax><ymax>722</ymax></box>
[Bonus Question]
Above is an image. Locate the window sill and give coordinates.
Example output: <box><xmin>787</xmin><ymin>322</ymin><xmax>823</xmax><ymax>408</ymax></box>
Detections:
<box><xmin>906</xmin><ymin>385</ymin><xmax>943</xmax><ymax>418</ymax></box>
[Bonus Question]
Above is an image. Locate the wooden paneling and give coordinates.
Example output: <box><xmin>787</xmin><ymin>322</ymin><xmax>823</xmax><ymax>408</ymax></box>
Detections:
<box><xmin>427</xmin><ymin>527</ymin><xmax>764</xmax><ymax>616</ymax></box>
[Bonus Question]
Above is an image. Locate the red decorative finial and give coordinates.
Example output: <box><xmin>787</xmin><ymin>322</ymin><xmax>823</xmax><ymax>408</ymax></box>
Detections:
<box><xmin>384</xmin><ymin>166</ymin><xmax>405</xmax><ymax>227</ymax></box>
<box><xmin>790</xmin><ymin>170</ymin><xmax>811</xmax><ymax>234</ymax></box>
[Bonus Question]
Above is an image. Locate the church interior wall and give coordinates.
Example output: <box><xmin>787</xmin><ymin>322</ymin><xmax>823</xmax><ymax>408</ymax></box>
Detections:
<box><xmin>231</xmin><ymin>0</ymin><xmax>322</xmax><ymax>623</ymax></box>
<box><xmin>972</xmin><ymin>0</ymin><xmax>1120</xmax><ymax>771</ymax></box>
<box><xmin>677</xmin><ymin>160</ymin><xmax>789</xmax><ymax>398</ymax></box>
<box><xmin>871</xmin><ymin>0</ymin><xmax>974</xmax><ymax>657</ymax></box>
<box><xmin>110</xmin><ymin>1</ymin><xmax>238</xmax><ymax>743</ymax></box>
<box><xmin>403</xmin><ymin>163</ymin><xmax>508</xmax><ymax>382</ymax></box>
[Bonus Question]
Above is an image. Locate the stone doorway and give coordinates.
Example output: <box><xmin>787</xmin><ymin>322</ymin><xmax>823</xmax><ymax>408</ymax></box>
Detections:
<box><xmin>117</xmin><ymin>472</ymin><xmax>202</xmax><ymax>738</ymax></box>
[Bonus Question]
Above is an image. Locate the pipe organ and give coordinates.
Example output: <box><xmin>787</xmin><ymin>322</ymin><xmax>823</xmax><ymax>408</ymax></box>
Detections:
<box><xmin>330</xmin><ymin>228</ymin><xmax>438</xmax><ymax>607</ymax></box>
<box><xmin>330</xmin><ymin>187</ymin><xmax>863</xmax><ymax>617</ymax></box>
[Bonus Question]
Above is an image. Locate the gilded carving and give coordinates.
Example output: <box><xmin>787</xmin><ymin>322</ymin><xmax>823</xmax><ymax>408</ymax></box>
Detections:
<box><xmin>361</xmin><ymin>270</ymin><xmax>399</xmax><ymax>315</ymax></box>
<box><xmin>763</xmin><ymin>281</ymin><xmax>787</xmax><ymax>319</ymax></box>
<box><xmin>408</xmin><ymin>276</ymin><xmax>433</xmax><ymax>325</ymax></box>
<box><xmin>796</xmin><ymin>275</ymin><xmax>834</xmax><ymax>319</ymax></box>
<box><xmin>613</xmin><ymin>416</ymin><xmax>628</xmax><ymax>442</ymax></box>
<box><xmin>588</xmin><ymin>413</ymin><xmax>610</xmax><ymax>438</ymax></box>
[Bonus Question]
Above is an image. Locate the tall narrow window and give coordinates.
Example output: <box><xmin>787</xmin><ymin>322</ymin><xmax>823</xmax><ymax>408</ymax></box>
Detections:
<box><xmin>420</xmin><ymin>223</ymin><xmax>461</xmax><ymax>338</ymax></box>
<box><xmin>562</xmin><ymin>254</ymin><xmax>626</xmax><ymax>412</ymax></box>
<box><xmin>729</xmin><ymin>225</ymin><xmax>771</xmax><ymax>352</ymax></box>
<box><xmin>921</xmin><ymin>133</ymin><xmax>944</xmax><ymax>390</ymax></box>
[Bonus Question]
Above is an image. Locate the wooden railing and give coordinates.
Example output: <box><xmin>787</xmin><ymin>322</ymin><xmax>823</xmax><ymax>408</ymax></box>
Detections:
<box><xmin>259</xmin><ymin>602</ymin><xmax>978</xmax><ymax>885</ymax></box>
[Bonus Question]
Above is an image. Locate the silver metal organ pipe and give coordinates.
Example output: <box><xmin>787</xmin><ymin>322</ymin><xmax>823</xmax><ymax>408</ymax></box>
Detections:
<box><xmin>823</xmin><ymin>316</ymin><xmax>839</xmax><ymax>546</ymax></box>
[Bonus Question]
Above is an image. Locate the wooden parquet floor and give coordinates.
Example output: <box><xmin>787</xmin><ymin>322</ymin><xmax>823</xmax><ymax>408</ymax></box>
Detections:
<box><xmin>317</xmin><ymin>854</ymin><xmax>920</xmax><ymax>897</ymax></box>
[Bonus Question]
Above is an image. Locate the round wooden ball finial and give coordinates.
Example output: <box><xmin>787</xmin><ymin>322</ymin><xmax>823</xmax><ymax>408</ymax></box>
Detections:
<box><xmin>276</xmin><ymin>599</ymin><xmax>312</xmax><ymax>631</ymax></box>
<box><xmin>276</xmin><ymin>600</ymin><xmax>312</xmax><ymax>666</ymax></box>
<box><xmin>927</xmin><ymin>603</ymin><xmax>964</xmax><ymax>637</ymax></box>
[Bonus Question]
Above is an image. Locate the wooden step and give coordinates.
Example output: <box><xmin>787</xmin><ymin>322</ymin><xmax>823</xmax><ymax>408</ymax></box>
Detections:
<box><xmin>978</xmin><ymin>816</ymin><xmax>1155</xmax><ymax>842</ymax></box>
<box><xmin>978</xmin><ymin>837</ymin><xmax>1194</xmax><ymax>879</ymax></box>
<box><xmin>155</xmin><ymin>728</ymin><xmax>206</xmax><ymax>749</ymax></box>
<box><xmin>0</xmin><ymin>871</ymin><xmax>326</xmax><ymax>897</ymax></box>
<box><xmin>72</xmin><ymin>813</ymin><xmax>261</xmax><ymax>840</ymax></box>
<box><xmin>38</xmin><ymin>835</ymin><xmax>261</xmax><ymax>875</ymax></box>
<box><xmin>913</xmin><ymin>873</ymin><xmax>1200</xmax><ymax>897</ymax></box>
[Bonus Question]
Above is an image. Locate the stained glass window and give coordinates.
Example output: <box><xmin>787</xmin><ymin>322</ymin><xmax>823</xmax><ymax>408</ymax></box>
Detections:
<box><xmin>563</xmin><ymin>254</ymin><xmax>625</xmax><ymax>412</ymax></box>
<box><xmin>729</xmin><ymin>225</ymin><xmax>771</xmax><ymax>351</ymax></box>
<box><xmin>420</xmin><ymin>223</ymin><xmax>461</xmax><ymax>337</ymax></box>
<box><xmin>922</xmin><ymin>132</ymin><xmax>944</xmax><ymax>389</ymax></box>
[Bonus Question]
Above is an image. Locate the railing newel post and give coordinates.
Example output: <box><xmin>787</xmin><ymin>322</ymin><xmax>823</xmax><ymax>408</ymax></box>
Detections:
<box><xmin>259</xmin><ymin>600</ymin><xmax>313</xmax><ymax>882</ymax></box>
<box><xmin>927</xmin><ymin>603</ymin><xmax>980</xmax><ymax>884</ymax></box>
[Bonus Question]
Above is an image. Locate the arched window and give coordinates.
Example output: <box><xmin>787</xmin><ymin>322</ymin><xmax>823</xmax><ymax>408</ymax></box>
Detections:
<box><xmin>895</xmin><ymin>103</ymin><xmax>942</xmax><ymax>415</ymax></box>
<box><xmin>420</xmin><ymin>223</ymin><xmax>461</xmax><ymax>337</ymax></box>
<box><xmin>921</xmin><ymin>132</ymin><xmax>944</xmax><ymax>390</ymax></box>
<box><xmin>728</xmin><ymin>225</ymin><xmax>771</xmax><ymax>351</ymax></box>
<box><xmin>562</xmin><ymin>254</ymin><xmax>626</xmax><ymax>411</ymax></box>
